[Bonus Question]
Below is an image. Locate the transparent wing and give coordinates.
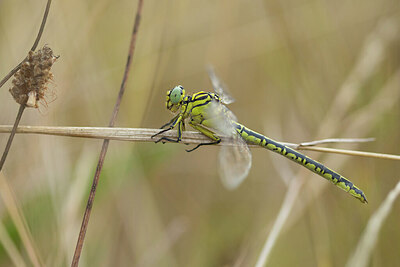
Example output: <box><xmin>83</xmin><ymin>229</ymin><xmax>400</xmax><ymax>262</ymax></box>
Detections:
<box><xmin>218</xmin><ymin>135</ymin><xmax>252</xmax><ymax>190</ymax></box>
<box><xmin>206</xmin><ymin>100</ymin><xmax>252</xmax><ymax>190</ymax></box>
<box><xmin>207</xmin><ymin>65</ymin><xmax>235</xmax><ymax>105</ymax></box>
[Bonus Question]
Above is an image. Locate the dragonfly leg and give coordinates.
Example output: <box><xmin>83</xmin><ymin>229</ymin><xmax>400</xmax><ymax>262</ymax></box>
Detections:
<box><xmin>155</xmin><ymin>136</ymin><xmax>180</xmax><ymax>144</ymax></box>
<box><xmin>151</xmin><ymin>127</ymin><xmax>172</xmax><ymax>139</ymax></box>
<box><xmin>152</xmin><ymin>115</ymin><xmax>185</xmax><ymax>143</ymax></box>
<box><xmin>186</xmin><ymin>122</ymin><xmax>221</xmax><ymax>152</ymax></box>
<box><xmin>159</xmin><ymin>115</ymin><xmax>179</xmax><ymax>129</ymax></box>
<box><xmin>186</xmin><ymin>141</ymin><xmax>220</xmax><ymax>152</ymax></box>
<box><xmin>152</xmin><ymin>127</ymin><xmax>182</xmax><ymax>143</ymax></box>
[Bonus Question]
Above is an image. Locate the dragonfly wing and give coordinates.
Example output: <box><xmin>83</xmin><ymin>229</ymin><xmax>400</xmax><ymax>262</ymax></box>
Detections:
<box><xmin>206</xmin><ymin>101</ymin><xmax>238</xmax><ymax>133</ymax></box>
<box><xmin>205</xmin><ymin>100</ymin><xmax>252</xmax><ymax>189</ymax></box>
<box><xmin>218</xmin><ymin>136</ymin><xmax>252</xmax><ymax>190</ymax></box>
<box><xmin>207</xmin><ymin>65</ymin><xmax>235</xmax><ymax>105</ymax></box>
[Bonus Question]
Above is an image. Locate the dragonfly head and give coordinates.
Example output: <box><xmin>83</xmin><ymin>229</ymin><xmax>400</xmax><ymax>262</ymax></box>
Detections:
<box><xmin>166</xmin><ymin>85</ymin><xmax>185</xmax><ymax>113</ymax></box>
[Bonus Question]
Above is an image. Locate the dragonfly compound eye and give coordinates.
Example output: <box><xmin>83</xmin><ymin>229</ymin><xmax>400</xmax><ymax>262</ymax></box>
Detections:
<box><xmin>170</xmin><ymin>86</ymin><xmax>184</xmax><ymax>104</ymax></box>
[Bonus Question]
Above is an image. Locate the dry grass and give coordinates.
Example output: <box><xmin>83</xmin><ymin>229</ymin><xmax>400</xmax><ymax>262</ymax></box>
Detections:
<box><xmin>0</xmin><ymin>0</ymin><xmax>399</xmax><ymax>266</ymax></box>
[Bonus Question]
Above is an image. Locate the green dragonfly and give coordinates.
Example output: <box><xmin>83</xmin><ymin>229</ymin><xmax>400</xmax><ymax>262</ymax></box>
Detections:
<box><xmin>152</xmin><ymin>68</ymin><xmax>367</xmax><ymax>203</ymax></box>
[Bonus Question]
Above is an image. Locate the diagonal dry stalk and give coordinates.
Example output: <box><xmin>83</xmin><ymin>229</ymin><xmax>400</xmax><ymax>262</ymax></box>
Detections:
<box><xmin>0</xmin><ymin>172</ymin><xmax>43</xmax><ymax>266</ymax></box>
<box><xmin>288</xmin><ymin>67</ymin><xmax>400</xmax><ymax>224</ymax></box>
<box><xmin>0</xmin><ymin>105</ymin><xmax>25</xmax><ymax>171</ymax></box>
<box><xmin>0</xmin><ymin>0</ymin><xmax>53</xmax><ymax>173</ymax></box>
<box><xmin>255</xmin><ymin>17</ymin><xmax>399</xmax><ymax>267</ymax></box>
<box><xmin>346</xmin><ymin>180</ymin><xmax>400</xmax><ymax>267</ymax></box>
<box><xmin>0</xmin><ymin>219</ymin><xmax>26</xmax><ymax>267</ymax></box>
<box><xmin>0</xmin><ymin>1</ymin><xmax>53</xmax><ymax>266</ymax></box>
<box><xmin>71</xmin><ymin>1</ymin><xmax>144</xmax><ymax>266</ymax></box>
<box><xmin>0</xmin><ymin>0</ymin><xmax>51</xmax><ymax>88</ymax></box>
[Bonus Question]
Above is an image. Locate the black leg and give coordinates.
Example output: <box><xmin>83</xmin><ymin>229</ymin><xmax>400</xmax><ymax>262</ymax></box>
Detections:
<box><xmin>186</xmin><ymin>140</ymin><xmax>221</xmax><ymax>152</ymax></box>
<box><xmin>153</xmin><ymin>117</ymin><xmax>183</xmax><ymax>144</ymax></box>
<box><xmin>154</xmin><ymin>136</ymin><xmax>180</xmax><ymax>144</ymax></box>
<box><xmin>160</xmin><ymin>116</ymin><xmax>179</xmax><ymax>129</ymax></box>
<box><xmin>151</xmin><ymin>127</ymin><xmax>172</xmax><ymax>139</ymax></box>
<box><xmin>160</xmin><ymin>120</ymin><xmax>173</xmax><ymax>129</ymax></box>
<box><xmin>152</xmin><ymin>126</ymin><xmax>181</xmax><ymax>143</ymax></box>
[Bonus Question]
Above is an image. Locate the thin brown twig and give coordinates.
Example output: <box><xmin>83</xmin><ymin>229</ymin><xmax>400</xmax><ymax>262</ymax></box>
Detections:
<box><xmin>0</xmin><ymin>105</ymin><xmax>25</xmax><ymax>172</ymax></box>
<box><xmin>0</xmin><ymin>0</ymin><xmax>52</xmax><ymax>89</ymax></box>
<box><xmin>31</xmin><ymin>0</ymin><xmax>52</xmax><ymax>52</ymax></box>
<box><xmin>71</xmin><ymin>1</ymin><xmax>144</xmax><ymax>266</ymax></box>
<box><xmin>0</xmin><ymin>0</ymin><xmax>53</xmax><ymax>174</ymax></box>
<box><xmin>0</xmin><ymin>1</ymin><xmax>52</xmax><ymax>265</ymax></box>
<box><xmin>0</xmin><ymin>62</ymin><xmax>24</xmax><ymax>89</ymax></box>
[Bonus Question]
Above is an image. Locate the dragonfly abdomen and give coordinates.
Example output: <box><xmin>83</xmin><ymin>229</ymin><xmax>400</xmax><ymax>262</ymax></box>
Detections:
<box><xmin>233</xmin><ymin>122</ymin><xmax>367</xmax><ymax>203</ymax></box>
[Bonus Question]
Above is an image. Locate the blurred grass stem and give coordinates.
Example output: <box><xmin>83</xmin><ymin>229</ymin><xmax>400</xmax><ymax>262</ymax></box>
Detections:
<box><xmin>71</xmin><ymin>1</ymin><xmax>144</xmax><ymax>266</ymax></box>
<box><xmin>255</xmin><ymin>17</ymin><xmax>399</xmax><ymax>267</ymax></box>
<box><xmin>346</xmin><ymin>180</ymin><xmax>400</xmax><ymax>267</ymax></box>
<box><xmin>0</xmin><ymin>172</ymin><xmax>42</xmax><ymax>266</ymax></box>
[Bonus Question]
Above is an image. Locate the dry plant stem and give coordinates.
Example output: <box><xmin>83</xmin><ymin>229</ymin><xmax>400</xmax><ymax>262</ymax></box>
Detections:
<box><xmin>297</xmin><ymin>146</ymin><xmax>400</xmax><ymax>161</ymax></box>
<box><xmin>0</xmin><ymin>105</ymin><xmax>25</xmax><ymax>172</ymax></box>
<box><xmin>0</xmin><ymin>0</ymin><xmax>52</xmax><ymax>89</ymax></box>
<box><xmin>71</xmin><ymin>1</ymin><xmax>144</xmax><ymax>266</ymax></box>
<box><xmin>0</xmin><ymin>172</ymin><xmax>42</xmax><ymax>267</ymax></box>
<box><xmin>31</xmin><ymin>0</ymin><xmax>52</xmax><ymax>51</ymax></box>
<box><xmin>0</xmin><ymin>221</ymin><xmax>26</xmax><ymax>267</ymax></box>
<box><xmin>0</xmin><ymin>62</ymin><xmax>24</xmax><ymax>89</ymax></box>
<box><xmin>296</xmin><ymin>137</ymin><xmax>375</xmax><ymax>147</ymax></box>
<box><xmin>255</xmin><ymin>18</ymin><xmax>398</xmax><ymax>267</ymax></box>
<box><xmin>0</xmin><ymin>1</ymin><xmax>52</xmax><ymax>266</ymax></box>
<box><xmin>346</xmin><ymin>180</ymin><xmax>400</xmax><ymax>267</ymax></box>
<box><xmin>0</xmin><ymin>0</ymin><xmax>52</xmax><ymax>171</ymax></box>
<box><xmin>255</xmin><ymin>178</ymin><xmax>303</xmax><ymax>267</ymax></box>
<box><xmin>0</xmin><ymin>126</ymin><xmax>371</xmax><ymax>145</ymax></box>
<box><xmin>1</xmin><ymin>126</ymin><xmax>399</xmax><ymax>161</ymax></box>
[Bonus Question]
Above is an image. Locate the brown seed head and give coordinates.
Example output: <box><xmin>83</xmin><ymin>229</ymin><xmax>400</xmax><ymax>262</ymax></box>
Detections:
<box><xmin>9</xmin><ymin>45</ymin><xmax>58</xmax><ymax>108</ymax></box>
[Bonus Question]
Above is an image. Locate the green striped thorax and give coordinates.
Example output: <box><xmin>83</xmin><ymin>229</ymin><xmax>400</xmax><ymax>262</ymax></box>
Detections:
<box><xmin>166</xmin><ymin>85</ymin><xmax>185</xmax><ymax>113</ymax></box>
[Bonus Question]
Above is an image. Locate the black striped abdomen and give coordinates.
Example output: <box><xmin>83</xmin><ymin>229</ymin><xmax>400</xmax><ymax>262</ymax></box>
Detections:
<box><xmin>233</xmin><ymin>122</ymin><xmax>367</xmax><ymax>203</ymax></box>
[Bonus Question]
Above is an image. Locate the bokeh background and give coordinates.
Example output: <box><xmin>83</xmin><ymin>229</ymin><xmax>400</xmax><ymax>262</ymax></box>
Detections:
<box><xmin>0</xmin><ymin>0</ymin><xmax>399</xmax><ymax>266</ymax></box>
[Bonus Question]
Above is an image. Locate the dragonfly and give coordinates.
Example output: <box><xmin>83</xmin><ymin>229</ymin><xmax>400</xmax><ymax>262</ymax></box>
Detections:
<box><xmin>152</xmin><ymin>68</ymin><xmax>368</xmax><ymax>203</ymax></box>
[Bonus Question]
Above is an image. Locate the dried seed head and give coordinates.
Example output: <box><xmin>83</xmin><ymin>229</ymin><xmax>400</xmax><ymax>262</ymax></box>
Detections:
<box><xmin>9</xmin><ymin>45</ymin><xmax>58</xmax><ymax>108</ymax></box>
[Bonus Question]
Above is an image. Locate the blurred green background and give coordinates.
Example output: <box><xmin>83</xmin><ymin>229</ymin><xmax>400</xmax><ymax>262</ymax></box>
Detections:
<box><xmin>0</xmin><ymin>0</ymin><xmax>399</xmax><ymax>266</ymax></box>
